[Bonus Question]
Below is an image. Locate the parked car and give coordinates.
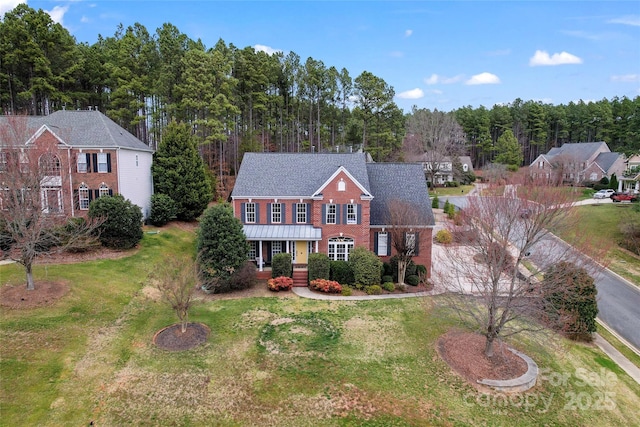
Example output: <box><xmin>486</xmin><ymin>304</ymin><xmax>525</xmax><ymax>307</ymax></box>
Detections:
<box><xmin>611</xmin><ymin>192</ymin><xmax>638</xmax><ymax>202</ymax></box>
<box><xmin>593</xmin><ymin>189</ymin><xmax>615</xmax><ymax>199</ymax></box>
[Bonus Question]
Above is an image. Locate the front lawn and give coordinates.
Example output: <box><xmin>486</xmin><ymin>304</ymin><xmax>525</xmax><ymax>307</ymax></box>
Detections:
<box><xmin>1</xmin><ymin>226</ymin><xmax>639</xmax><ymax>426</ymax></box>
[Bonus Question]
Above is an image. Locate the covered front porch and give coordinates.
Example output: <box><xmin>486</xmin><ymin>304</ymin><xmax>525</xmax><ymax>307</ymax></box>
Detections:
<box><xmin>244</xmin><ymin>225</ymin><xmax>322</xmax><ymax>275</ymax></box>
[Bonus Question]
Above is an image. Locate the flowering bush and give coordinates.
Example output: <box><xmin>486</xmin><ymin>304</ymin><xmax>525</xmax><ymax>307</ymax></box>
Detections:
<box><xmin>309</xmin><ymin>279</ymin><xmax>342</xmax><ymax>294</ymax></box>
<box><xmin>267</xmin><ymin>276</ymin><xmax>293</xmax><ymax>292</ymax></box>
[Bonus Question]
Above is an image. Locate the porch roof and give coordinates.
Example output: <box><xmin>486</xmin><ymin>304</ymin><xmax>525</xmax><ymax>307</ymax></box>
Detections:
<box><xmin>243</xmin><ymin>225</ymin><xmax>322</xmax><ymax>241</ymax></box>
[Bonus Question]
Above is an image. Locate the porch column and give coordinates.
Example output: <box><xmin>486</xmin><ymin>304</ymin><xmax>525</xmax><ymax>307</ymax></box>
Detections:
<box><xmin>286</xmin><ymin>240</ymin><xmax>290</xmax><ymax>254</ymax></box>
<box><xmin>315</xmin><ymin>241</ymin><xmax>318</xmax><ymax>253</ymax></box>
<box><xmin>258</xmin><ymin>240</ymin><xmax>263</xmax><ymax>272</ymax></box>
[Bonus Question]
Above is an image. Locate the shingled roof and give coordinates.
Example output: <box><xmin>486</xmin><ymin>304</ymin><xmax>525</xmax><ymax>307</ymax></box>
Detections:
<box><xmin>546</xmin><ymin>142</ymin><xmax>608</xmax><ymax>163</ymax></box>
<box><xmin>0</xmin><ymin>110</ymin><xmax>152</xmax><ymax>152</ymax></box>
<box><xmin>367</xmin><ymin>162</ymin><xmax>434</xmax><ymax>227</ymax></box>
<box><xmin>232</xmin><ymin>152</ymin><xmax>372</xmax><ymax>198</ymax></box>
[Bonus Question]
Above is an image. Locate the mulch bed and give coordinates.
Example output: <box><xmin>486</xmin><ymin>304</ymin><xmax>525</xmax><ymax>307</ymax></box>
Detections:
<box><xmin>437</xmin><ymin>330</ymin><xmax>528</xmax><ymax>386</ymax></box>
<box><xmin>0</xmin><ymin>281</ymin><xmax>69</xmax><ymax>309</ymax></box>
<box><xmin>153</xmin><ymin>322</ymin><xmax>210</xmax><ymax>351</ymax></box>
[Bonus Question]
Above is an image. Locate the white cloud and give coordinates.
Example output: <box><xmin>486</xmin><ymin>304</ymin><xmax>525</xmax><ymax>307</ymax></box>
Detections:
<box><xmin>81</xmin><ymin>15</ymin><xmax>90</xmax><ymax>23</ymax></box>
<box><xmin>611</xmin><ymin>74</ymin><xmax>640</xmax><ymax>83</ymax></box>
<box><xmin>465</xmin><ymin>72</ymin><xmax>501</xmax><ymax>85</ymax></box>
<box><xmin>607</xmin><ymin>15</ymin><xmax>640</xmax><ymax>26</ymax></box>
<box><xmin>397</xmin><ymin>88</ymin><xmax>424</xmax><ymax>99</ymax></box>
<box><xmin>0</xmin><ymin>0</ymin><xmax>22</xmax><ymax>17</ymax></box>
<box><xmin>405</xmin><ymin>29</ymin><xmax>413</xmax><ymax>37</ymax></box>
<box><xmin>46</xmin><ymin>5</ymin><xmax>70</xmax><ymax>25</ymax></box>
<box><xmin>529</xmin><ymin>50</ymin><xmax>583</xmax><ymax>66</ymax></box>
<box><xmin>254</xmin><ymin>44</ymin><xmax>281</xmax><ymax>55</ymax></box>
<box><xmin>424</xmin><ymin>73</ymin><xmax>464</xmax><ymax>85</ymax></box>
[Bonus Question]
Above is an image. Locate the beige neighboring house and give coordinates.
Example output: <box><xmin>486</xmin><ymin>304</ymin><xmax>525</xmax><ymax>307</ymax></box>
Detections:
<box><xmin>529</xmin><ymin>142</ymin><xmax>625</xmax><ymax>185</ymax></box>
<box><xmin>619</xmin><ymin>154</ymin><xmax>640</xmax><ymax>193</ymax></box>
<box><xmin>420</xmin><ymin>154</ymin><xmax>473</xmax><ymax>185</ymax></box>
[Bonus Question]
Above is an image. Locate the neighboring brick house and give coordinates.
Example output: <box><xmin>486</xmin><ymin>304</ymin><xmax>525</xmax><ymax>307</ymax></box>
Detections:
<box><xmin>0</xmin><ymin>110</ymin><xmax>154</xmax><ymax>218</ymax></box>
<box><xmin>529</xmin><ymin>142</ymin><xmax>625</xmax><ymax>185</ymax></box>
<box><xmin>230</xmin><ymin>153</ymin><xmax>435</xmax><ymax>284</ymax></box>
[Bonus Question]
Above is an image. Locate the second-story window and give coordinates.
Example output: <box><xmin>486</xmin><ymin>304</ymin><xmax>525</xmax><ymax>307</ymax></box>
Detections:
<box><xmin>245</xmin><ymin>202</ymin><xmax>256</xmax><ymax>223</ymax></box>
<box><xmin>346</xmin><ymin>204</ymin><xmax>357</xmax><ymax>224</ymax></box>
<box><xmin>97</xmin><ymin>153</ymin><xmax>108</xmax><ymax>173</ymax></box>
<box><xmin>326</xmin><ymin>204</ymin><xmax>336</xmax><ymax>224</ymax></box>
<box><xmin>77</xmin><ymin>154</ymin><xmax>87</xmax><ymax>173</ymax></box>
<box><xmin>271</xmin><ymin>203</ymin><xmax>281</xmax><ymax>223</ymax></box>
<box><xmin>296</xmin><ymin>203</ymin><xmax>306</xmax><ymax>223</ymax></box>
<box><xmin>99</xmin><ymin>183</ymin><xmax>110</xmax><ymax>198</ymax></box>
<box><xmin>79</xmin><ymin>184</ymin><xmax>90</xmax><ymax>210</ymax></box>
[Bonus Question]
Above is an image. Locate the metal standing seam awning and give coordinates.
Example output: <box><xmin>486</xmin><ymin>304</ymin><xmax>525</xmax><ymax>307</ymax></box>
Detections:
<box><xmin>243</xmin><ymin>225</ymin><xmax>322</xmax><ymax>241</ymax></box>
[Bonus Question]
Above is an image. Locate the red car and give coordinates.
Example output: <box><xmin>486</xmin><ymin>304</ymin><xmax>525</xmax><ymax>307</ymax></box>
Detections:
<box><xmin>611</xmin><ymin>192</ymin><xmax>638</xmax><ymax>202</ymax></box>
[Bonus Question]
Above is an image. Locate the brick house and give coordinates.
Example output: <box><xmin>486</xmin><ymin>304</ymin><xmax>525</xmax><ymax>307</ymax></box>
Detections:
<box><xmin>0</xmin><ymin>110</ymin><xmax>153</xmax><ymax>218</ymax></box>
<box><xmin>529</xmin><ymin>142</ymin><xmax>625</xmax><ymax>185</ymax></box>
<box><xmin>230</xmin><ymin>153</ymin><xmax>435</xmax><ymax>284</ymax></box>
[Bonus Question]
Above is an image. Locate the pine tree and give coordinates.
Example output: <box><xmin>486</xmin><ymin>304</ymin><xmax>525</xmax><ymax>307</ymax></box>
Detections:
<box><xmin>151</xmin><ymin>122</ymin><xmax>213</xmax><ymax>221</ymax></box>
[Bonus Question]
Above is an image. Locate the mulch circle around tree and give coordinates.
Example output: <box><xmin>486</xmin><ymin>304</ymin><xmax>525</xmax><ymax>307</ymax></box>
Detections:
<box><xmin>0</xmin><ymin>281</ymin><xmax>69</xmax><ymax>309</ymax></box>
<box><xmin>153</xmin><ymin>322</ymin><xmax>210</xmax><ymax>351</ymax></box>
<box><xmin>437</xmin><ymin>330</ymin><xmax>528</xmax><ymax>387</ymax></box>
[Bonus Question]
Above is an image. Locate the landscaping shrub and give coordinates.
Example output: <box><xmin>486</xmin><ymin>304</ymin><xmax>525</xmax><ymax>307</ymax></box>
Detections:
<box><xmin>381</xmin><ymin>275</ymin><xmax>393</xmax><ymax>284</ymax></box>
<box><xmin>196</xmin><ymin>204</ymin><xmax>250</xmax><ymax>293</ymax></box>
<box><xmin>443</xmin><ymin>200</ymin><xmax>456</xmax><ymax>219</ymax></box>
<box><xmin>390</xmin><ymin>256</ymin><xmax>416</xmax><ymax>282</ymax></box>
<box><xmin>445</xmin><ymin>181</ymin><xmax>460</xmax><ymax>187</ymax></box>
<box><xmin>435</xmin><ymin>229</ymin><xmax>453</xmax><ymax>244</ymax></box>
<box><xmin>88</xmin><ymin>194</ymin><xmax>143</xmax><ymax>249</ymax></box>
<box><xmin>341</xmin><ymin>286</ymin><xmax>353</xmax><ymax>296</ymax></box>
<box><xmin>308</xmin><ymin>252</ymin><xmax>330</xmax><ymax>282</ymax></box>
<box><xmin>415</xmin><ymin>264</ymin><xmax>427</xmax><ymax>276</ymax></box>
<box><xmin>431</xmin><ymin>194</ymin><xmax>439</xmax><ymax>209</ymax></box>
<box><xmin>309</xmin><ymin>279</ymin><xmax>342</xmax><ymax>294</ymax></box>
<box><xmin>365</xmin><ymin>285</ymin><xmax>382</xmax><ymax>295</ymax></box>
<box><xmin>330</xmin><ymin>260</ymin><xmax>354</xmax><ymax>286</ymax></box>
<box><xmin>382</xmin><ymin>282</ymin><xmax>395</xmax><ymax>292</ymax></box>
<box><xmin>609</xmin><ymin>174</ymin><xmax>618</xmax><ymax>190</ymax></box>
<box><xmin>382</xmin><ymin>262</ymin><xmax>393</xmax><ymax>277</ymax></box>
<box><xmin>267</xmin><ymin>276</ymin><xmax>293</xmax><ymax>292</ymax></box>
<box><xmin>406</xmin><ymin>275</ymin><xmax>420</xmax><ymax>286</ymax></box>
<box><xmin>271</xmin><ymin>253</ymin><xmax>292</xmax><ymax>278</ymax></box>
<box><xmin>348</xmin><ymin>246</ymin><xmax>382</xmax><ymax>287</ymax></box>
<box><xmin>227</xmin><ymin>261</ymin><xmax>257</xmax><ymax>291</ymax></box>
<box><xmin>149</xmin><ymin>194</ymin><xmax>178</xmax><ymax>226</ymax></box>
<box><xmin>543</xmin><ymin>262</ymin><xmax>598</xmax><ymax>341</ymax></box>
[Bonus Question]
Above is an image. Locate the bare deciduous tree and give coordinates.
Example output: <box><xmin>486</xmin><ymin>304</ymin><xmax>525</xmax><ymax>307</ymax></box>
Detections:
<box><xmin>404</xmin><ymin>107</ymin><xmax>466</xmax><ymax>186</ymax></box>
<box><xmin>386</xmin><ymin>200</ymin><xmax>430</xmax><ymax>285</ymax></box>
<box><xmin>433</xmin><ymin>178</ymin><xmax>604</xmax><ymax>357</ymax></box>
<box><xmin>151</xmin><ymin>255</ymin><xmax>198</xmax><ymax>333</ymax></box>
<box><xmin>1</xmin><ymin>116</ymin><xmax>101</xmax><ymax>290</ymax></box>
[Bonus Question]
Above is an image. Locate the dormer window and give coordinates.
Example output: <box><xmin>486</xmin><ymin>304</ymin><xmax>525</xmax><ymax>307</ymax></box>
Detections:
<box><xmin>338</xmin><ymin>178</ymin><xmax>346</xmax><ymax>192</ymax></box>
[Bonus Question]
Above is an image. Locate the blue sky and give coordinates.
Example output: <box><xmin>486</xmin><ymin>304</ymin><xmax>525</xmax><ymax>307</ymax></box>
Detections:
<box><xmin>2</xmin><ymin>1</ymin><xmax>639</xmax><ymax>112</ymax></box>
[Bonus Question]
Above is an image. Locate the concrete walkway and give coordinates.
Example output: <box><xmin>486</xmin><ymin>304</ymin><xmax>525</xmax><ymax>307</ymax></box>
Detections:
<box><xmin>593</xmin><ymin>334</ymin><xmax>640</xmax><ymax>384</ymax></box>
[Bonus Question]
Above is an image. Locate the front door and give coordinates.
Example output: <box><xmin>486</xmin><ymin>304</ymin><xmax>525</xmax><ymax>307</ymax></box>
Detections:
<box><xmin>295</xmin><ymin>241</ymin><xmax>308</xmax><ymax>264</ymax></box>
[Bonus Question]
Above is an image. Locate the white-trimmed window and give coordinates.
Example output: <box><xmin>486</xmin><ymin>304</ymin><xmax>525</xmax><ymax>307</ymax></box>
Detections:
<box><xmin>79</xmin><ymin>184</ymin><xmax>90</xmax><ymax>210</ymax></box>
<box><xmin>338</xmin><ymin>179</ymin><xmax>346</xmax><ymax>191</ymax></box>
<box><xmin>41</xmin><ymin>187</ymin><xmax>62</xmax><ymax>213</ymax></box>
<box><xmin>405</xmin><ymin>232</ymin><xmax>417</xmax><ymax>256</ymax></box>
<box><xmin>272</xmin><ymin>241</ymin><xmax>282</xmax><ymax>258</ymax></box>
<box><xmin>39</xmin><ymin>154</ymin><xmax>61</xmax><ymax>175</ymax></box>
<box><xmin>99</xmin><ymin>184</ymin><xmax>110</xmax><ymax>198</ymax></box>
<box><xmin>377</xmin><ymin>232</ymin><xmax>388</xmax><ymax>256</ymax></box>
<box><xmin>77</xmin><ymin>154</ymin><xmax>87</xmax><ymax>173</ymax></box>
<box><xmin>19</xmin><ymin>152</ymin><xmax>29</xmax><ymax>173</ymax></box>
<box><xmin>245</xmin><ymin>202</ymin><xmax>256</xmax><ymax>223</ymax></box>
<box><xmin>346</xmin><ymin>204</ymin><xmax>357</xmax><ymax>224</ymax></box>
<box><xmin>328</xmin><ymin>237</ymin><xmax>354</xmax><ymax>261</ymax></box>
<box><xmin>590</xmin><ymin>172</ymin><xmax>598</xmax><ymax>181</ymax></box>
<box><xmin>97</xmin><ymin>153</ymin><xmax>108</xmax><ymax>173</ymax></box>
<box><xmin>248</xmin><ymin>241</ymin><xmax>257</xmax><ymax>260</ymax></box>
<box><xmin>296</xmin><ymin>203</ymin><xmax>307</xmax><ymax>223</ymax></box>
<box><xmin>307</xmin><ymin>241</ymin><xmax>315</xmax><ymax>254</ymax></box>
<box><xmin>271</xmin><ymin>203</ymin><xmax>281</xmax><ymax>223</ymax></box>
<box><xmin>463</xmin><ymin>163</ymin><xmax>469</xmax><ymax>172</ymax></box>
<box><xmin>326</xmin><ymin>204</ymin><xmax>337</xmax><ymax>224</ymax></box>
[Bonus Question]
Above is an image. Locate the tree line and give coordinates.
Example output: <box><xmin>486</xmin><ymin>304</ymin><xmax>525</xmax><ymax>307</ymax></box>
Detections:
<box><xmin>2</xmin><ymin>4</ymin><xmax>639</xmax><ymax>189</ymax></box>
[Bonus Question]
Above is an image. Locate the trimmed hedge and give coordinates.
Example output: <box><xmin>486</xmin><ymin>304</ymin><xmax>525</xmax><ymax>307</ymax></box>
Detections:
<box><xmin>330</xmin><ymin>260</ymin><xmax>355</xmax><ymax>286</ymax></box>
<box><xmin>271</xmin><ymin>253</ymin><xmax>292</xmax><ymax>278</ymax></box>
<box><xmin>308</xmin><ymin>252</ymin><xmax>330</xmax><ymax>282</ymax></box>
<box><xmin>348</xmin><ymin>246</ymin><xmax>382</xmax><ymax>287</ymax></box>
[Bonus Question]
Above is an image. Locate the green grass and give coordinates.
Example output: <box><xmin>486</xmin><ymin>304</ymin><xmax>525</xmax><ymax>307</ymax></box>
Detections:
<box><xmin>597</xmin><ymin>324</ymin><xmax>640</xmax><ymax>369</ymax></box>
<box><xmin>2</xmin><ymin>226</ymin><xmax>640</xmax><ymax>426</ymax></box>
<box><xmin>429</xmin><ymin>184</ymin><xmax>474</xmax><ymax>197</ymax></box>
<box><xmin>566</xmin><ymin>204</ymin><xmax>640</xmax><ymax>287</ymax></box>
